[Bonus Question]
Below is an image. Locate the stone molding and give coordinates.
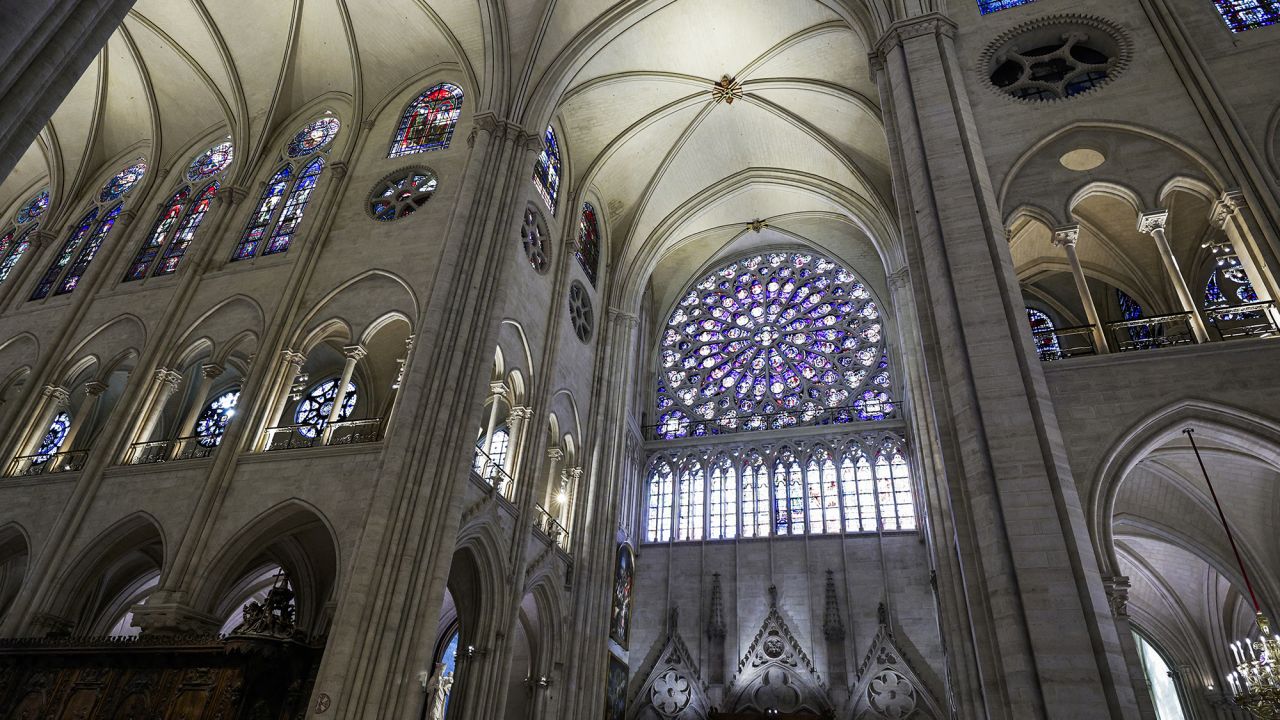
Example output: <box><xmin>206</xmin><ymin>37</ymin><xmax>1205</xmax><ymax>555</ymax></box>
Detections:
<box><xmin>874</xmin><ymin>12</ymin><xmax>957</xmax><ymax>60</ymax></box>
<box><xmin>1052</xmin><ymin>225</ymin><xmax>1081</xmax><ymax>248</ymax></box>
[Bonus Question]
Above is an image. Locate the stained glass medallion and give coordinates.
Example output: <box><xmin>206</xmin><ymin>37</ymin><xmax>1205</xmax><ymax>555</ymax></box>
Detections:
<box><xmin>655</xmin><ymin>252</ymin><xmax>893</xmax><ymax>439</ymax></box>
<box><xmin>294</xmin><ymin>378</ymin><xmax>356</xmax><ymax>438</ymax></box>
<box><xmin>16</xmin><ymin>189</ymin><xmax>50</xmax><ymax>225</ymax></box>
<box><xmin>1213</xmin><ymin>0</ymin><xmax>1280</xmax><ymax>32</ymax></box>
<box><xmin>187</xmin><ymin>141</ymin><xmax>235</xmax><ymax>181</ymax></box>
<box><xmin>100</xmin><ymin>163</ymin><xmax>147</xmax><ymax>202</ymax></box>
<box><xmin>287</xmin><ymin>117</ymin><xmax>341</xmax><ymax>158</ymax></box>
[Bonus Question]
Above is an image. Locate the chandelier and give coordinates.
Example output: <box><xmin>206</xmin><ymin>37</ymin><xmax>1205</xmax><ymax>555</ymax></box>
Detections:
<box><xmin>1184</xmin><ymin>429</ymin><xmax>1280</xmax><ymax>717</ymax></box>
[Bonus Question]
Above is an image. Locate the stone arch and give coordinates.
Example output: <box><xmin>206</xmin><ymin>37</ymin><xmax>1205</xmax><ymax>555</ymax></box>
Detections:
<box><xmin>0</xmin><ymin>522</ymin><xmax>30</xmax><ymax>623</ymax></box>
<box><xmin>193</xmin><ymin>499</ymin><xmax>341</xmax><ymax>637</ymax></box>
<box><xmin>169</xmin><ymin>295</ymin><xmax>265</xmax><ymax>368</ymax></box>
<box><xmin>1067</xmin><ymin>180</ymin><xmax>1145</xmax><ymax>219</ymax></box>
<box><xmin>58</xmin><ymin>314</ymin><xmax>147</xmax><ymax>384</ymax></box>
<box><xmin>292</xmin><ymin>270</ymin><xmax>418</xmax><ymax>351</ymax></box>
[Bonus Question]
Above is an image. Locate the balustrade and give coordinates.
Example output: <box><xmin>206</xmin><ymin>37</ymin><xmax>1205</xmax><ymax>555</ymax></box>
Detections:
<box><xmin>533</xmin><ymin>502</ymin><xmax>569</xmax><ymax>550</ymax></box>
<box><xmin>262</xmin><ymin>418</ymin><xmax>382</xmax><ymax>451</ymax></box>
<box><xmin>1032</xmin><ymin>324</ymin><xmax>1097</xmax><ymax>361</ymax></box>
<box><xmin>7</xmin><ymin>450</ymin><xmax>88</xmax><ymax>477</ymax></box>
<box><xmin>643</xmin><ymin>398</ymin><xmax>898</xmax><ymax>441</ymax></box>
<box><xmin>126</xmin><ymin>436</ymin><xmax>219</xmax><ymax>465</ymax></box>
<box><xmin>1107</xmin><ymin>312</ymin><xmax>1197</xmax><ymax>353</ymax></box>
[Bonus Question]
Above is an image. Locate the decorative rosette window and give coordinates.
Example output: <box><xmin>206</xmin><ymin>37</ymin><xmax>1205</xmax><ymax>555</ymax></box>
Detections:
<box><xmin>654</xmin><ymin>252</ymin><xmax>895</xmax><ymax>440</ymax></box>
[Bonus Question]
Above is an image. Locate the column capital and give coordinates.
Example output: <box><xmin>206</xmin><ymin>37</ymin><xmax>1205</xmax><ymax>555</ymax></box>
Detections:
<box><xmin>200</xmin><ymin>362</ymin><xmax>225</xmax><ymax>380</ymax></box>
<box><xmin>1051</xmin><ymin>225</ymin><xmax>1080</xmax><ymax>248</ymax></box>
<box><xmin>546</xmin><ymin>447</ymin><xmax>565</xmax><ymax>462</ymax></box>
<box><xmin>1137</xmin><ymin>210</ymin><xmax>1169</xmax><ymax>235</ymax></box>
<box><xmin>42</xmin><ymin>385</ymin><xmax>71</xmax><ymax>407</ymax></box>
<box><xmin>82</xmin><ymin>380</ymin><xmax>109</xmax><ymax>397</ymax></box>
<box><xmin>489</xmin><ymin>381</ymin><xmax>507</xmax><ymax>397</ymax></box>
<box><xmin>115</xmin><ymin>209</ymin><xmax>138</xmax><ymax>228</ymax></box>
<box><xmin>886</xmin><ymin>266</ymin><xmax>910</xmax><ymax>290</ymax></box>
<box><xmin>214</xmin><ymin>185</ymin><xmax>251</xmax><ymax>207</ymax></box>
<box><xmin>508</xmin><ymin>406</ymin><xmax>532</xmax><ymax>421</ymax></box>
<box><xmin>281</xmin><ymin>349</ymin><xmax>306</xmax><ymax>367</ymax></box>
<box><xmin>154</xmin><ymin>368</ymin><xmax>183</xmax><ymax>388</ymax></box>
<box><xmin>1102</xmin><ymin>575</ymin><xmax>1131</xmax><ymax>618</ymax></box>
<box><xmin>874</xmin><ymin>12</ymin><xmax>957</xmax><ymax>59</ymax></box>
<box><xmin>328</xmin><ymin>160</ymin><xmax>349</xmax><ymax>180</ymax></box>
<box><xmin>342</xmin><ymin>344</ymin><xmax>368</xmax><ymax>362</ymax></box>
<box><xmin>1209</xmin><ymin>190</ymin><xmax>1247</xmax><ymax>229</ymax></box>
<box><xmin>564</xmin><ymin>466</ymin><xmax>583</xmax><ymax>482</ymax></box>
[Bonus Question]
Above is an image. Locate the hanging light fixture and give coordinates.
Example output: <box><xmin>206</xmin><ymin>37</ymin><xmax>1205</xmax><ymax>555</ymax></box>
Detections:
<box><xmin>1184</xmin><ymin>428</ymin><xmax>1280</xmax><ymax>717</ymax></box>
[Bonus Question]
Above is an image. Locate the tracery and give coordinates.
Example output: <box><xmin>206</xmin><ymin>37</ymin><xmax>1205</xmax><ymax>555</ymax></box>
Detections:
<box><xmin>389</xmin><ymin>83</ymin><xmax>463</xmax><ymax>157</ymax></box>
<box><xmin>33</xmin><ymin>412</ymin><xmax>72</xmax><ymax>464</ymax></box>
<box><xmin>294</xmin><ymin>378</ymin><xmax>357</xmax><ymax>438</ymax></box>
<box><xmin>1026</xmin><ymin>307</ymin><xmax>1061</xmax><ymax>360</ymax></box>
<box><xmin>195</xmin><ymin>389</ymin><xmax>241</xmax><ymax>446</ymax></box>
<box><xmin>1213</xmin><ymin>0</ymin><xmax>1280</xmax><ymax>32</ymax></box>
<box><xmin>233</xmin><ymin>120</ymin><xmax>337</xmax><ymax>261</ymax></box>
<box><xmin>976</xmin><ymin>0</ymin><xmax>1037</xmax><ymax>13</ymax></box>
<box><xmin>533</xmin><ymin>126</ymin><xmax>561</xmax><ymax>214</ymax></box>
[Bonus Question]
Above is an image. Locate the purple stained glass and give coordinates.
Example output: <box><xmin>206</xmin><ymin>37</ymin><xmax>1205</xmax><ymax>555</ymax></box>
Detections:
<box><xmin>32</xmin><ymin>411</ymin><xmax>72</xmax><ymax>463</ymax></box>
<box><xmin>232</xmin><ymin>166</ymin><xmax>292</xmax><ymax>260</ymax></box>
<box><xmin>655</xmin><ymin>252</ymin><xmax>892</xmax><ymax>438</ymax></box>
<box><xmin>287</xmin><ymin>117</ymin><xmax>340</xmax><ymax>158</ymax></box>
<box><xmin>16</xmin><ymin>189</ymin><xmax>49</xmax><ymax>225</ymax></box>
<box><xmin>155</xmin><ymin>182</ymin><xmax>218</xmax><ymax>276</ymax></box>
<box><xmin>55</xmin><ymin>204</ymin><xmax>122</xmax><ymax>295</ymax></box>
<box><xmin>195</xmin><ymin>389</ymin><xmax>240</xmax><ymax>447</ymax></box>
<box><xmin>977</xmin><ymin>0</ymin><xmax>1036</xmax><ymax>13</ymax></box>
<box><xmin>577</xmin><ymin>203</ymin><xmax>601</xmax><ymax>286</ymax></box>
<box><xmin>1206</xmin><ymin>268</ymin><xmax>1261</xmax><ymax>320</ymax></box>
<box><xmin>1214</xmin><ymin>0</ymin><xmax>1280</xmax><ymax>32</ymax></box>
<box><xmin>187</xmin><ymin>141</ymin><xmax>235</xmax><ymax>181</ymax></box>
<box><xmin>0</xmin><ymin>227</ymin><xmax>34</xmax><ymax>286</ymax></box>
<box><xmin>533</xmin><ymin>126</ymin><xmax>561</xmax><ymax>214</ymax></box>
<box><xmin>125</xmin><ymin>187</ymin><xmax>190</xmax><ymax>281</ymax></box>
<box><xmin>389</xmin><ymin>83</ymin><xmax>463</xmax><ymax>157</ymax></box>
<box><xmin>100</xmin><ymin>162</ymin><xmax>147</xmax><ymax>203</ymax></box>
<box><xmin>32</xmin><ymin>207</ymin><xmax>98</xmax><ymax>300</ymax></box>
<box><xmin>264</xmin><ymin>157</ymin><xmax>323</xmax><ymax>255</ymax></box>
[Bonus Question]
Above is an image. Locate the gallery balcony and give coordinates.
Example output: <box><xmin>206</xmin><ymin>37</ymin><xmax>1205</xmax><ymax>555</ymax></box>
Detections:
<box><xmin>125</xmin><ymin>436</ymin><xmax>219</xmax><ymax>465</ymax></box>
<box><xmin>261</xmin><ymin>418</ymin><xmax>383</xmax><ymax>452</ymax></box>
<box><xmin>642</xmin><ymin>396</ymin><xmax>899</xmax><ymax>442</ymax></box>
<box><xmin>6</xmin><ymin>450</ymin><xmax>89</xmax><ymax>478</ymax></box>
<box><xmin>1032</xmin><ymin>302</ymin><xmax>1279</xmax><ymax>362</ymax></box>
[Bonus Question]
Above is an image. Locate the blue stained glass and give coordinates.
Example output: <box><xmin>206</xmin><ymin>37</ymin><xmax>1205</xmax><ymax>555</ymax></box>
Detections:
<box><xmin>155</xmin><ymin>183</ymin><xmax>218</xmax><ymax>276</ymax></box>
<box><xmin>1206</xmin><ymin>268</ymin><xmax>1261</xmax><ymax>320</ymax></box>
<box><xmin>125</xmin><ymin>187</ymin><xmax>190</xmax><ymax>281</ymax></box>
<box><xmin>195</xmin><ymin>389</ymin><xmax>240</xmax><ymax>447</ymax></box>
<box><xmin>533</xmin><ymin>126</ymin><xmax>561</xmax><ymax>214</ymax></box>
<box><xmin>232</xmin><ymin>166</ymin><xmax>292</xmax><ymax>260</ymax></box>
<box><xmin>1026</xmin><ymin>307</ymin><xmax>1062</xmax><ymax>359</ymax></box>
<box><xmin>287</xmin><ymin>117</ymin><xmax>340</xmax><ymax>158</ymax></box>
<box><xmin>187</xmin><ymin>141</ymin><xmax>234</xmax><ymax>181</ymax></box>
<box><xmin>294</xmin><ymin>378</ymin><xmax>356</xmax><ymax>438</ymax></box>
<box><xmin>1117</xmin><ymin>289</ymin><xmax>1162</xmax><ymax>347</ymax></box>
<box><xmin>0</xmin><ymin>227</ymin><xmax>34</xmax><ymax>286</ymax></box>
<box><xmin>1214</xmin><ymin>0</ymin><xmax>1280</xmax><ymax>32</ymax></box>
<box><xmin>577</xmin><ymin>203</ymin><xmax>601</xmax><ymax>286</ymax></box>
<box><xmin>32</xmin><ymin>411</ymin><xmax>72</xmax><ymax>464</ymax></box>
<box><xmin>977</xmin><ymin>0</ymin><xmax>1037</xmax><ymax>13</ymax></box>
<box><xmin>16</xmin><ymin>189</ymin><xmax>49</xmax><ymax>225</ymax></box>
<box><xmin>264</xmin><ymin>158</ymin><xmax>324</xmax><ymax>255</ymax></box>
<box><xmin>389</xmin><ymin>83</ymin><xmax>463</xmax><ymax>157</ymax></box>
<box><xmin>100</xmin><ymin>162</ymin><xmax>147</xmax><ymax>202</ymax></box>
<box><xmin>31</xmin><ymin>207</ymin><xmax>98</xmax><ymax>300</ymax></box>
<box><xmin>55</xmin><ymin>205</ymin><xmax>122</xmax><ymax>295</ymax></box>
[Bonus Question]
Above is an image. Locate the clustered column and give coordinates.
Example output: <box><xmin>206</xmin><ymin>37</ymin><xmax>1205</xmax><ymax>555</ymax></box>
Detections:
<box><xmin>1052</xmin><ymin>225</ymin><xmax>1110</xmax><ymax>354</ymax></box>
<box><xmin>1137</xmin><ymin>210</ymin><xmax>1210</xmax><ymax>342</ymax></box>
<box><xmin>129</xmin><ymin>368</ymin><xmax>183</xmax><ymax>461</ymax></box>
<box><xmin>1211</xmin><ymin>191</ymin><xmax>1280</xmax><ymax>329</ymax></box>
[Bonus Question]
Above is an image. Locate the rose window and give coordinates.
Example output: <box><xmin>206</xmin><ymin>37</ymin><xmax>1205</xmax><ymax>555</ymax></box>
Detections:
<box><xmin>522</xmin><ymin>206</ymin><xmax>550</xmax><ymax>272</ymax></box>
<box><xmin>369</xmin><ymin>169</ymin><xmax>438</xmax><ymax>222</ymax></box>
<box><xmin>655</xmin><ymin>252</ymin><xmax>893</xmax><ymax>439</ymax></box>
<box><xmin>569</xmin><ymin>281</ymin><xmax>593</xmax><ymax>342</ymax></box>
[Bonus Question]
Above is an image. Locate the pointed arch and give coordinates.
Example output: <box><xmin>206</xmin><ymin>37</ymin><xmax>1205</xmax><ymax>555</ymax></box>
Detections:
<box><xmin>44</xmin><ymin>512</ymin><xmax>165</xmax><ymax>635</ymax></box>
<box><xmin>389</xmin><ymin>82</ymin><xmax>464</xmax><ymax>157</ymax></box>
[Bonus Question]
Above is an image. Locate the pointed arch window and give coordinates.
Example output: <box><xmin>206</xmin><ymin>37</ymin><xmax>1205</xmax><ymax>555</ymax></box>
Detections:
<box><xmin>390</xmin><ymin>83</ymin><xmax>464</xmax><ymax>157</ymax></box>
<box><xmin>806</xmin><ymin>448</ymin><xmax>841</xmax><ymax>534</ymax></box>
<box><xmin>32</xmin><ymin>411</ymin><xmax>72</xmax><ymax>464</ymax></box>
<box><xmin>1026</xmin><ymin>308</ymin><xmax>1062</xmax><ymax>360</ymax></box>
<box><xmin>841</xmin><ymin>449</ymin><xmax>877</xmax><ymax>533</ymax></box>
<box><xmin>31</xmin><ymin>208</ymin><xmax>96</xmax><ymax>299</ymax></box>
<box><xmin>1117</xmin><ymin>289</ymin><xmax>1162</xmax><ymax>348</ymax></box>
<box><xmin>126</xmin><ymin>188</ymin><xmax>188</xmax><ymax>280</ymax></box>
<box><xmin>708</xmin><ymin>456</ymin><xmax>737</xmax><ymax>540</ymax></box>
<box><xmin>233</xmin><ymin>119</ymin><xmax>338</xmax><ymax>262</ymax></box>
<box><xmin>127</xmin><ymin>178</ymin><xmax>221</xmax><ymax>280</ymax></box>
<box><xmin>977</xmin><ymin>0</ymin><xmax>1036</xmax><ymax>13</ymax></box>
<box><xmin>264</xmin><ymin>157</ymin><xmax>324</xmax><ymax>256</ymax></box>
<box><xmin>56</xmin><ymin>205</ymin><xmax>122</xmax><ymax>295</ymax></box>
<box><xmin>875</xmin><ymin>440</ymin><xmax>917</xmax><ymax>531</ymax></box>
<box><xmin>773</xmin><ymin>449</ymin><xmax>805</xmax><ymax>536</ymax></box>
<box><xmin>676</xmin><ymin>460</ymin><xmax>704</xmax><ymax>541</ymax></box>
<box><xmin>0</xmin><ymin>226</ymin><xmax>35</xmax><ymax>286</ymax></box>
<box><xmin>1213</xmin><ymin>0</ymin><xmax>1280</xmax><ymax>32</ymax></box>
<box><xmin>234</xmin><ymin>165</ymin><xmax>292</xmax><ymax>260</ymax></box>
<box><xmin>1205</xmin><ymin>268</ymin><xmax>1260</xmax><ymax>321</ymax></box>
<box><xmin>576</xmin><ymin>203</ymin><xmax>601</xmax><ymax>286</ymax></box>
<box><xmin>741</xmin><ymin>452</ymin><xmax>771</xmax><ymax>538</ymax></box>
<box><xmin>645</xmin><ymin>460</ymin><xmax>674</xmax><ymax>543</ymax></box>
<box><xmin>532</xmin><ymin>126</ymin><xmax>561</xmax><ymax>214</ymax></box>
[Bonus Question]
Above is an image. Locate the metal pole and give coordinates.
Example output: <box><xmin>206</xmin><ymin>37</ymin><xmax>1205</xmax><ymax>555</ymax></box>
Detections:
<box><xmin>1184</xmin><ymin>427</ymin><xmax>1262</xmax><ymax>612</ymax></box>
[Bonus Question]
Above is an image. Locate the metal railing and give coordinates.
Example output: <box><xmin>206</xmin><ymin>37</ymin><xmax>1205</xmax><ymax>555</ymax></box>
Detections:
<box><xmin>1108</xmin><ymin>312</ymin><xmax>1197</xmax><ymax>353</ymax></box>
<box><xmin>7</xmin><ymin>450</ymin><xmax>89</xmax><ymax>477</ymax></box>
<box><xmin>1206</xmin><ymin>301</ymin><xmax>1279</xmax><ymax>339</ymax></box>
<box><xmin>472</xmin><ymin>447</ymin><xmax>515</xmax><ymax>497</ymax></box>
<box><xmin>263</xmin><ymin>418</ymin><xmax>383</xmax><ymax>452</ymax></box>
<box><xmin>126</xmin><ymin>436</ymin><xmax>219</xmax><ymax>465</ymax></box>
<box><xmin>642</xmin><ymin>396</ymin><xmax>898</xmax><ymax>441</ymax></box>
<box><xmin>533</xmin><ymin>503</ymin><xmax>569</xmax><ymax>549</ymax></box>
<box><xmin>1031</xmin><ymin>324</ymin><xmax>1097</xmax><ymax>361</ymax></box>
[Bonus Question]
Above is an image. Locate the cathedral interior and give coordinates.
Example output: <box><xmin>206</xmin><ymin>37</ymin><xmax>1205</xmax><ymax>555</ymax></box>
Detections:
<box><xmin>0</xmin><ymin>0</ymin><xmax>1279</xmax><ymax>718</ymax></box>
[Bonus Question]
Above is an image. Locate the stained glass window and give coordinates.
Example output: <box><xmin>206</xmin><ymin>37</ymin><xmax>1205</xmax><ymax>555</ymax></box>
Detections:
<box><xmin>876</xmin><ymin>440</ymin><xmax>917</xmax><ymax>531</ymax></box>
<box><xmin>265</xmin><ymin>158</ymin><xmax>324</xmax><ymax>255</ymax></box>
<box><xmin>31</xmin><ymin>207</ymin><xmax>98</xmax><ymax>300</ymax></box>
<box><xmin>1205</xmin><ymin>267</ymin><xmax>1260</xmax><ymax>321</ymax></box>
<box><xmin>55</xmin><ymin>204</ymin><xmax>122</xmax><ymax>295</ymax></box>
<box><xmin>155</xmin><ymin>183</ymin><xmax>218</xmax><ymax>276</ymax></box>
<box><xmin>33</xmin><ymin>411</ymin><xmax>72</xmax><ymax>463</ymax></box>
<box><xmin>194</xmin><ymin>389</ymin><xmax>240</xmax><ymax>446</ymax></box>
<box><xmin>389</xmin><ymin>83</ymin><xmax>463</xmax><ymax>157</ymax></box>
<box><xmin>707</xmin><ymin>456</ymin><xmax>736</xmax><ymax>540</ymax></box>
<box><xmin>1026</xmin><ymin>308</ymin><xmax>1062</xmax><ymax>360</ymax></box>
<box><xmin>842</xmin><ymin>450</ymin><xmax>876</xmax><ymax>533</ymax></box>
<box><xmin>655</xmin><ymin>252</ymin><xmax>893</xmax><ymax>439</ymax></box>
<box><xmin>125</xmin><ymin>187</ymin><xmax>190</xmax><ymax>281</ymax></box>
<box><xmin>977</xmin><ymin>0</ymin><xmax>1036</xmax><ymax>13</ymax></box>
<box><xmin>473</xmin><ymin>425</ymin><xmax>510</xmax><ymax>483</ymax></box>
<box><xmin>676</xmin><ymin>460</ymin><xmax>704</xmax><ymax>541</ymax></box>
<box><xmin>533</xmin><ymin>126</ymin><xmax>561</xmax><ymax>214</ymax></box>
<box><xmin>741</xmin><ymin>452</ymin><xmax>771</xmax><ymax>538</ymax></box>
<box><xmin>1117</xmin><ymin>289</ymin><xmax>1161</xmax><ymax>347</ymax></box>
<box><xmin>368</xmin><ymin>169</ymin><xmax>438</xmax><ymax>221</ymax></box>
<box><xmin>287</xmin><ymin>117</ymin><xmax>340</xmax><ymax>158</ymax></box>
<box><xmin>294</xmin><ymin>378</ymin><xmax>356</xmax><ymax>438</ymax></box>
<box><xmin>577</xmin><ymin>203</ymin><xmax>601</xmax><ymax>286</ymax></box>
<box><xmin>773</xmin><ymin>449</ymin><xmax>805</xmax><ymax>536</ymax></box>
<box><xmin>187</xmin><ymin>141</ymin><xmax>235</xmax><ymax>181</ymax></box>
<box><xmin>807</xmin><ymin>447</ymin><xmax>842</xmax><ymax>534</ymax></box>
<box><xmin>233</xmin><ymin>166</ymin><xmax>292</xmax><ymax>260</ymax></box>
<box><xmin>100</xmin><ymin>163</ymin><xmax>147</xmax><ymax>202</ymax></box>
<box><xmin>16</xmin><ymin>189</ymin><xmax>49</xmax><ymax>225</ymax></box>
<box><xmin>1213</xmin><ymin>0</ymin><xmax>1280</xmax><ymax>32</ymax></box>
<box><xmin>645</xmin><ymin>460</ymin><xmax>674</xmax><ymax>543</ymax></box>
<box><xmin>0</xmin><ymin>227</ymin><xmax>36</xmax><ymax>286</ymax></box>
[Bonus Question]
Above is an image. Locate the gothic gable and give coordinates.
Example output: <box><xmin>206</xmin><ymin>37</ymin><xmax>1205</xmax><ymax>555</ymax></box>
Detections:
<box><xmin>850</xmin><ymin>619</ymin><xmax>942</xmax><ymax>720</ymax></box>
<box><xmin>724</xmin><ymin>587</ymin><xmax>831</xmax><ymax>716</ymax></box>
<box><xmin>633</xmin><ymin>611</ymin><xmax>712</xmax><ymax>720</ymax></box>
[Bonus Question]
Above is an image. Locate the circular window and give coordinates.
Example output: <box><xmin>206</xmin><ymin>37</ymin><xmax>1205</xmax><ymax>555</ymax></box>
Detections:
<box><xmin>569</xmin><ymin>281</ymin><xmax>593</xmax><ymax>343</ymax></box>
<box><xmin>983</xmin><ymin>17</ymin><xmax>1130</xmax><ymax>102</ymax></box>
<box><xmin>369</xmin><ymin>169</ymin><xmax>439</xmax><ymax>222</ymax></box>
<box><xmin>522</xmin><ymin>206</ymin><xmax>550</xmax><ymax>273</ymax></box>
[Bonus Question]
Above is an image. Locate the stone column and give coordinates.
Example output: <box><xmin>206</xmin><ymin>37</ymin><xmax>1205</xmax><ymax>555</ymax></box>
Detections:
<box><xmin>132</xmin><ymin>368</ymin><xmax>182</xmax><ymax>446</ymax></box>
<box><xmin>502</xmin><ymin>406</ymin><xmax>532</xmax><ymax>495</ymax></box>
<box><xmin>544</xmin><ymin>447</ymin><xmax>565</xmax><ymax>516</ymax></box>
<box><xmin>320</xmin><ymin>345</ymin><xmax>366</xmax><ymax>445</ymax></box>
<box><xmin>1137</xmin><ymin>211</ymin><xmax>1210</xmax><ymax>342</ymax></box>
<box><xmin>873</xmin><ymin>14</ymin><xmax>1140</xmax><ymax>719</ymax></box>
<box><xmin>479</xmin><ymin>381</ymin><xmax>507</xmax><ymax>480</ymax></box>
<box><xmin>170</xmin><ymin>363</ymin><xmax>222</xmax><ymax>457</ymax></box>
<box><xmin>255</xmin><ymin>350</ymin><xmax>305</xmax><ymax>450</ymax></box>
<box><xmin>1210</xmin><ymin>191</ymin><xmax>1280</xmax><ymax>329</ymax></box>
<box><xmin>57</xmin><ymin>380</ymin><xmax>107</xmax><ymax>454</ymax></box>
<box><xmin>1052</xmin><ymin>225</ymin><xmax>1110</xmax><ymax>353</ymax></box>
<box><xmin>1104</xmin><ymin>576</ymin><xmax>1158</xmax><ymax>720</ymax></box>
<box><xmin>20</xmin><ymin>385</ymin><xmax>71</xmax><ymax>459</ymax></box>
<box><xmin>561</xmin><ymin>466</ymin><xmax>582</xmax><ymax>547</ymax></box>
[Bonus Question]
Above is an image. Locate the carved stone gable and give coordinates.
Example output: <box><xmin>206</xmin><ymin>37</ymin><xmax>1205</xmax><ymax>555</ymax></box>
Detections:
<box><xmin>725</xmin><ymin>587</ymin><xmax>831</xmax><ymax>716</ymax></box>
<box><xmin>851</xmin><ymin>624</ymin><xmax>942</xmax><ymax>720</ymax></box>
<box><xmin>633</xmin><ymin>612</ymin><xmax>711</xmax><ymax>720</ymax></box>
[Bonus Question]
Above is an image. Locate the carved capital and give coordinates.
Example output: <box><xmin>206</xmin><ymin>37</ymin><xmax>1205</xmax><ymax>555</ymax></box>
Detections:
<box><xmin>546</xmin><ymin>447</ymin><xmax>565</xmax><ymax>462</ymax></box>
<box><xmin>489</xmin><ymin>381</ymin><xmax>507</xmax><ymax>397</ymax></box>
<box><xmin>82</xmin><ymin>380</ymin><xmax>109</xmax><ymax>397</ymax></box>
<box><xmin>328</xmin><ymin>161</ymin><xmax>349</xmax><ymax>180</ymax></box>
<box><xmin>281</xmin><ymin>349</ymin><xmax>306</xmax><ymax>368</ymax></box>
<box><xmin>42</xmin><ymin>385</ymin><xmax>71</xmax><ymax>407</ymax></box>
<box><xmin>874</xmin><ymin>12</ymin><xmax>957</xmax><ymax>59</ymax></box>
<box><xmin>1051</xmin><ymin>225</ymin><xmax>1080</xmax><ymax>248</ymax></box>
<box><xmin>1137</xmin><ymin>210</ymin><xmax>1169</xmax><ymax>235</ymax></box>
<box><xmin>508</xmin><ymin>406</ymin><xmax>533</xmax><ymax>421</ymax></box>
<box><xmin>1209</xmin><ymin>190</ymin><xmax>1246</xmax><ymax>230</ymax></box>
<box><xmin>115</xmin><ymin>209</ymin><xmax>139</xmax><ymax>228</ymax></box>
<box><xmin>200</xmin><ymin>362</ymin><xmax>225</xmax><ymax>380</ymax></box>
<box><xmin>154</xmin><ymin>368</ymin><xmax>183</xmax><ymax>389</ymax></box>
<box><xmin>1103</xmin><ymin>575</ymin><xmax>1130</xmax><ymax>618</ymax></box>
<box><xmin>886</xmin><ymin>267</ymin><xmax>910</xmax><ymax>291</ymax></box>
<box><xmin>342</xmin><ymin>344</ymin><xmax>368</xmax><ymax>362</ymax></box>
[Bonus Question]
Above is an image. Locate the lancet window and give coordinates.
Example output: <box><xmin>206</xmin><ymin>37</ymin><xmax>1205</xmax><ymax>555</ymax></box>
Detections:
<box><xmin>126</xmin><ymin>181</ymin><xmax>219</xmax><ymax>280</ymax></box>
<box><xmin>1213</xmin><ymin>0</ymin><xmax>1280</xmax><ymax>32</ymax></box>
<box><xmin>389</xmin><ymin>83</ymin><xmax>463</xmax><ymax>157</ymax></box>
<box><xmin>533</xmin><ymin>126</ymin><xmax>561</xmax><ymax>214</ymax></box>
<box><xmin>0</xmin><ymin>226</ymin><xmax>36</xmax><ymax>287</ymax></box>
<box><xmin>643</xmin><ymin>438</ymin><xmax>917</xmax><ymax>542</ymax></box>
<box><xmin>1026</xmin><ymin>308</ymin><xmax>1061</xmax><ymax>360</ymax></box>
<box><xmin>577</xmin><ymin>203</ymin><xmax>601</xmax><ymax>286</ymax></box>
<box><xmin>31</xmin><ymin>162</ymin><xmax>146</xmax><ymax>300</ymax></box>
